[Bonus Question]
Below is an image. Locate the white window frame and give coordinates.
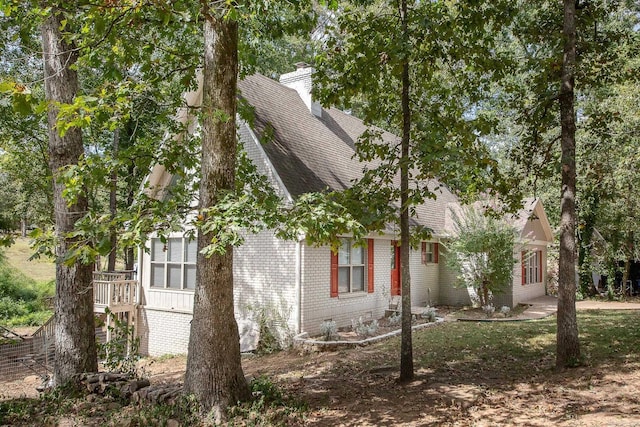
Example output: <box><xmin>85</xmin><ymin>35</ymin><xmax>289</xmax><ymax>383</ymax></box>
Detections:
<box><xmin>424</xmin><ymin>242</ymin><xmax>435</xmax><ymax>263</ymax></box>
<box><xmin>150</xmin><ymin>236</ymin><xmax>197</xmax><ymax>290</ymax></box>
<box><xmin>338</xmin><ymin>238</ymin><xmax>367</xmax><ymax>294</ymax></box>
<box><xmin>523</xmin><ymin>250</ymin><xmax>542</xmax><ymax>285</ymax></box>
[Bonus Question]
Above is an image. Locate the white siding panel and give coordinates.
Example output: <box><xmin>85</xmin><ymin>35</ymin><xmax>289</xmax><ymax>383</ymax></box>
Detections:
<box><xmin>437</xmin><ymin>247</ymin><xmax>473</xmax><ymax>306</ymax></box>
<box><xmin>137</xmin><ymin>307</ymin><xmax>192</xmax><ymax>357</ymax></box>
<box><xmin>233</xmin><ymin>230</ymin><xmax>299</xmax><ymax>340</ymax></box>
<box><xmin>410</xmin><ymin>245</ymin><xmax>439</xmax><ymax>307</ymax></box>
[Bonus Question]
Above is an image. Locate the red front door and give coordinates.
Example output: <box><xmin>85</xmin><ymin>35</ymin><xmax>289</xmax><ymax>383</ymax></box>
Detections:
<box><xmin>391</xmin><ymin>240</ymin><xmax>401</xmax><ymax>296</ymax></box>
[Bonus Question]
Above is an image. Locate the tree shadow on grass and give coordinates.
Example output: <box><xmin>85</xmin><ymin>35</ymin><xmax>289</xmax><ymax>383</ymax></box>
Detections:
<box><xmin>277</xmin><ymin>311</ymin><xmax>640</xmax><ymax>426</ymax></box>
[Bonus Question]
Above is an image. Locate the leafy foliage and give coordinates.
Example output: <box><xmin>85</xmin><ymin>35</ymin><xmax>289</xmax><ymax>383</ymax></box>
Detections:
<box><xmin>445</xmin><ymin>207</ymin><xmax>516</xmax><ymax>307</ymax></box>
<box><xmin>97</xmin><ymin>308</ymin><xmax>141</xmax><ymax>377</ymax></box>
<box><xmin>227</xmin><ymin>375</ymin><xmax>308</xmax><ymax>425</ymax></box>
<box><xmin>0</xmin><ymin>252</ymin><xmax>53</xmax><ymax>326</ymax></box>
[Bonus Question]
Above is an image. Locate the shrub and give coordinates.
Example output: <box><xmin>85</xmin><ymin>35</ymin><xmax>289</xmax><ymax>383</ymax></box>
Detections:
<box><xmin>500</xmin><ymin>306</ymin><xmax>511</xmax><ymax>316</ymax></box>
<box><xmin>97</xmin><ymin>308</ymin><xmax>141</xmax><ymax>377</ymax></box>
<box><xmin>351</xmin><ymin>317</ymin><xmax>378</xmax><ymax>338</ymax></box>
<box><xmin>387</xmin><ymin>311</ymin><xmax>401</xmax><ymax>326</ymax></box>
<box><xmin>319</xmin><ymin>320</ymin><xmax>338</xmax><ymax>341</ymax></box>
<box><xmin>482</xmin><ymin>304</ymin><xmax>495</xmax><ymax>317</ymax></box>
<box><xmin>445</xmin><ymin>208</ymin><xmax>517</xmax><ymax>307</ymax></box>
<box><xmin>421</xmin><ymin>306</ymin><xmax>437</xmax><ymax>322</ymax></box>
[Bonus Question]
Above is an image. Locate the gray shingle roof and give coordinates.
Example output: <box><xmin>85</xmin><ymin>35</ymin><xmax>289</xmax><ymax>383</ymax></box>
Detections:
<box><xmin>238</xmin><ymin>73</ymin><xmax>459</xmax><ymax>236</ymax></box>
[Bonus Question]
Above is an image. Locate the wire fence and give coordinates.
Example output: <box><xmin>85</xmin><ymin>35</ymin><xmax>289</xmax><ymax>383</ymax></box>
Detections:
<box><xmin>0</xmin><ymin>318</ymin><xmax>107</xmax><ymax>383</ymax></box>
<box><xmin>0</xmin><ymin>335</ymin><xmax>52</xmax><ymax>382</ymax></box>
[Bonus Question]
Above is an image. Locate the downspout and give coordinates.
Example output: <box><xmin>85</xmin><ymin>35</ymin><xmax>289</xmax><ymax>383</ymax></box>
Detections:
<box><xmin>295</xmin><ymin>239</ymin><xmax>302</xmax><ymax>334</ymax></box>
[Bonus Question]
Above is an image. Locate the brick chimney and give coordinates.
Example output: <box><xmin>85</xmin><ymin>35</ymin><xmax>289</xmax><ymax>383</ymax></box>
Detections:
<box><xmin>279</xmin><ymin>62</ymin><xmax>322</xmax><ymax>118</ymax></box>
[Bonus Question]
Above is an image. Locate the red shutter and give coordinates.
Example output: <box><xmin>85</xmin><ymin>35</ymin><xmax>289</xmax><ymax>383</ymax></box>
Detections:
<box><xmin>421</xmin><ymin>242</ymin><xmax>426</xmax><ymax>264</ymax></box>
<box><xmin>434</xmin><ymin>242</ymin><xmax>439</xmax><ymax>264</ymax></box>
<box><xmin>521</xmin><ymin>251</ymin><xmax>526</xmax><ymax>285</ymax></box>
<box><xmin>538</xmin><ymin>250</ymin><xmax>543</xmax><ymax>283</ymax></box>
<box><xmin>330</xmin><ymin>250</ymin><xmax>338</xmax><ymax>297</ymax></box>
<box><xmin>368</xmin><ymin>239</ymin><xmax>375</xmax><ymax>293</ymax></box>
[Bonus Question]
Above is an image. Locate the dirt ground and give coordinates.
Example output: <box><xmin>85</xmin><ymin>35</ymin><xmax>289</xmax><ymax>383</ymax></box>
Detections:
<box><xmin>2</xmin><ymin>305</ymin><xmax>640</xmax><ymax>426</ymax></box>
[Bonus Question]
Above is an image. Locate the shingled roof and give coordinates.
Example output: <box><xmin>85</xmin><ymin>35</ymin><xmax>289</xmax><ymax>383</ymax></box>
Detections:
<box><xmin>238</xmin><ymin>72</ymin><xmax>459</xmax><ymax>236</ymax></box>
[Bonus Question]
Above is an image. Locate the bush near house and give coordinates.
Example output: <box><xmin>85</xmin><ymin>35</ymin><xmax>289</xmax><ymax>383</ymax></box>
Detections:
<box><xmin>446</xmin><ymin>207</ymin><xmax>517</xmax><ymax>307</ymax></box>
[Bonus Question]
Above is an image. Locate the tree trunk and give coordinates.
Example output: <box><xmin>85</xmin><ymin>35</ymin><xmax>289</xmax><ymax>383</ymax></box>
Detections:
<box><xmin>557</xmin><ymin>0</ymin><xmax>581</xmax><ymax>368</ymax></box>
<box><xmin>399</xmin><ymin>0</ymin><xmax>414</xmax><ymax>383</ymax></box>
<box><xmin>621</xmin><ymin>230</ymin><xmax>633</xmax><ymax>296</ymax></box>
<box><xmin>183</xmin><ymin>10</ymin><xmax>250</xmax><ymax>420</ymax></box>
<box><xmin>108</xmin><ymin>128</ymin><xmax>119</xmax><ymax>272</ymax></box>
<box><xmin>482</xmin><ymin>281</ymin><xmax>489</xmax><ymax>307</ymax></box>
<box><xmin>42</xmin><ymin>8</ymin><xmax>98</xmax><ymax>385</ymax></box>
<box><xmin>578</xmin><ymin>192</ymin><xmax>598</xmax><ymax>296</ymax></box>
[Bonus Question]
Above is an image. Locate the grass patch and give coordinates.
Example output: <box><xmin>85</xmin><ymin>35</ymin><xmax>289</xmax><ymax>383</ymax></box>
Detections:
<box><xmin>2</xmin><ymin>310</ymin><xmax>638</xmax><ymax>426</ymax></box>
<box><xmin>375</xmin><ymin>310</ymin><xmax>640</xmax><ymax>382</ymax></box>
<box><xmin>0</xmin><ymin>247</ymin><xmax>54</xmax><ymax>327</ymax></box>
<box><xmin>3</xmin><ymin>237</ymin><xmax>55</xmax><ymax>283</ymax></box>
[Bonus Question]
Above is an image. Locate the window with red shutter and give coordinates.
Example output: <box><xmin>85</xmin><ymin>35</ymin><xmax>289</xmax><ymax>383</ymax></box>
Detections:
<box><xmin>331</xmin><ymin>238</ymin><xmax>371</xmax><ymax>296</ymax></box>
<box><xmin>522</xmin><ymin>250</ymin><xmax>543</xmax><ymax>285</ymax></box>
<box><xmin>421</xmin><ymin>242</ymin><xmax>438</xmax><ymax>264</ymax></box>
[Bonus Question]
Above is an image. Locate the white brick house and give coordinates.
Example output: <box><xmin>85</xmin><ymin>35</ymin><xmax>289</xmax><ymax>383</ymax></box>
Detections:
<box><xmin>133</xmin><ymin>65</ymin><xmax>553</xmax><ymax>357</ymax></box>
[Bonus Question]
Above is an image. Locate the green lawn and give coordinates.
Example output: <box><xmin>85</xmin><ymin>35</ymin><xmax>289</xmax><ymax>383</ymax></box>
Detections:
<box><xmin>1</xmin><ymin>310</ymin><xmax>639</xmax><ymax>425</ymax></box>
<box><xmin>3</xmin><ymin>237</ymin><xmax>55</xmax><ymax>283</ymax></box>
<box><xmin>0</xmin><ymin>238</ymin><xmax>55</xmax><ymax>327</ymax></box>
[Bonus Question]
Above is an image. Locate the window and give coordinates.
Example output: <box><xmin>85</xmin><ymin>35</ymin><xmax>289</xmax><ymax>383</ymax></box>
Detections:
<box><xmin>338</xmin><ymin>238</ymin><xmax>365</xmax><ymax>293</ymax></box>
<box><xmin>522</xmin><ymin>250</ymin><xmax>543</xmax><ymax>285</ymax></box>
<box><xmin>150</xmin><ymin>236</ymin><xmax>197</xmax><ymax>290</ymax></box>
<box><xmin>330</xmin><ymin>238</ymin><xmax>374</xmax><ymax>297</ymax></box>
<box><xmin>421</xmin><ymin>242</ymin><xmax>439</xmax><ymax>264</ymax></box>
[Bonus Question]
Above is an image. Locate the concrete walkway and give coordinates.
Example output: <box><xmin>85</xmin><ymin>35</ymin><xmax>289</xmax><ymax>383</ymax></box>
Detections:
<box><xmin>519</xmin><ymin>295</ymin><xmax>640</xmax><ymax>320</ymax></box>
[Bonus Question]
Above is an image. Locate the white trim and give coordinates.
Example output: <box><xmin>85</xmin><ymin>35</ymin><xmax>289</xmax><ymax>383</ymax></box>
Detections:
<box><xmin>337</xmin><ymin>292</ymin><xmax>368</xmax><ymax>300</ymax></box>
<box><xmin>295</xmin><ymin>240</ymin><xmax>302</xmax><ymax>334</ymax></box>
<box><xmin>240</xmin><ymin>118</ymin><xmax>294</xmax><ymax>204</ymax></box>
<box><xmin>142</xmin><ymin>306</ymin><xmax>193</xmax><ymax>315</ymax></box>
<box><xmin>523</xmin><ymin>240</ymin><xmax>550</xmax><ymax>246</ymax></box>
<box><xmin>532</xmin><ymin>200</ymin><xmax>554</xmax><ymax>242</ymax></box>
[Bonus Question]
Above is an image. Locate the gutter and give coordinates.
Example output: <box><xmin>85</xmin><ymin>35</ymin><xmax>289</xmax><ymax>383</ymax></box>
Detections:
<box><xmin>295</xmin><ymin>239</ymin><xmax>302</xmax><ymax>334</ymax></box>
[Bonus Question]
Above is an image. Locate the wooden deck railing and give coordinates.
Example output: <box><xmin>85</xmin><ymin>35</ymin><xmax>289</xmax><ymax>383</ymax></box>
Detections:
<box><xmin>93</xmin><ymin>271</ymin><xmax>139</xmax><ymax>312</ymax></box>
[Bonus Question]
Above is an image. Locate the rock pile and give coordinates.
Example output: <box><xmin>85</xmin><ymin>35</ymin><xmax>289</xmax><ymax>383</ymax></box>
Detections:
<box><xmin>72</xmin><ymin>372</ymin><xmax>182</xmax><ymax>404</ymax></box>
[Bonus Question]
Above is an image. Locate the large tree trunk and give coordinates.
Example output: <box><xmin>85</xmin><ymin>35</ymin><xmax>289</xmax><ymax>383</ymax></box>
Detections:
<box><xmin>399</xmin><ymin>0</ymin><xmax>414</xmax><ymax>383</ymax></box>
<box><xmin>557</xmin><ymin>0</ymin><xmax>581</xmax><ymax>368</ymax></box>
<box><xmin>42</xmin><ymin>8</ymin><xmax>98</xmax><ymax>385</ymax></box>
<box><xmin>184</xmin><ymin>9</ymin><xmax>250</xmax><ymax>420</ymax></box>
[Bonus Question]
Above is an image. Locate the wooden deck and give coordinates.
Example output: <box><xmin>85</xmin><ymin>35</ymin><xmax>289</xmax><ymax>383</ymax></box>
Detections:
<box><xmin>93</xmin><ymin>271</ymin><xmax>139</xmax><ymax>313</ymax></box>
